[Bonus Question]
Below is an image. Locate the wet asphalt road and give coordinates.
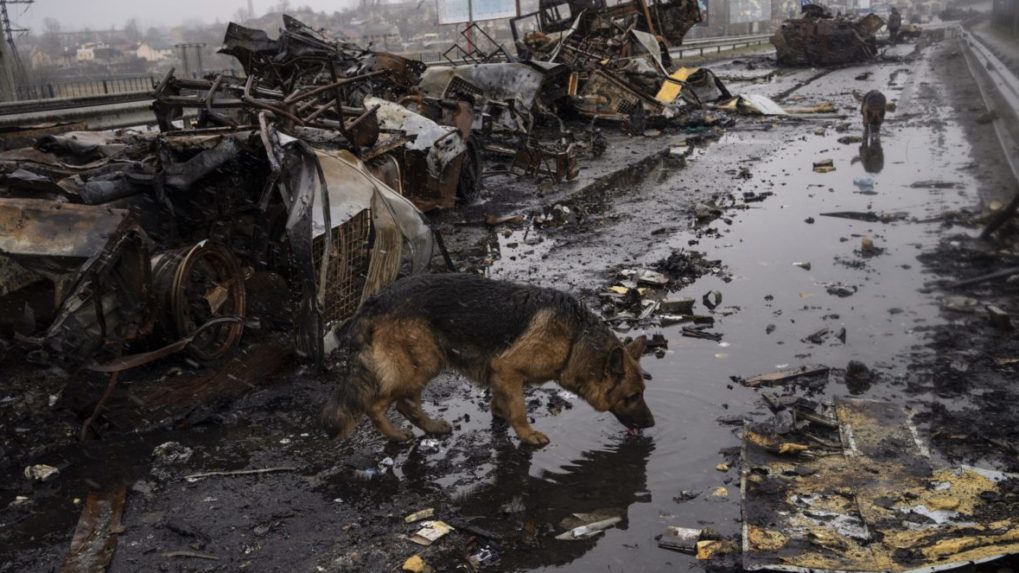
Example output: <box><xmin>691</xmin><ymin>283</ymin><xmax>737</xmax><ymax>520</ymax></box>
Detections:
<box><xmin>3</xmin><ymin>33</ymin><xmax>1017</xmax><ymax>573</ymax></box>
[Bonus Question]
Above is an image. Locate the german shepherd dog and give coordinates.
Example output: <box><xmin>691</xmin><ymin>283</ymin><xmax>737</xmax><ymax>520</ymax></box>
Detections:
<box><xmin>323</xmin><ymin>273</ymin><xmax>654</xmax><ymax>447</ymax></box>
<box><xmin>861</xmin><ymin>90</ymin><xmax>886</xmax><ymax>144</ymax></box>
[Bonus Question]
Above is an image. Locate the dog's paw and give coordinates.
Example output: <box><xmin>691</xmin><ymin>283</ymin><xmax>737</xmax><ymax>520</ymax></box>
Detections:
<box><xmin>387</xmin><ymin>428</ymin><xmax>415</xmax><ymax>442</ymax></box>
<box><xmin>424</xmin><ymin>419</ymin><xmax>452</xmax><ymax>435</ymax></box>
<box><xmin>519</xmin><ymin>430</ymin><xmax>550</xmax><ymax>447</ymax></box>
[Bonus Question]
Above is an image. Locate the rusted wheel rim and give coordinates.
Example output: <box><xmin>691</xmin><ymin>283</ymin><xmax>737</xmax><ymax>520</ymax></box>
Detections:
<box><xmin>168</xmin><ymin>242</ymin><xmax>246</xmax><ymax>363</ymax></box>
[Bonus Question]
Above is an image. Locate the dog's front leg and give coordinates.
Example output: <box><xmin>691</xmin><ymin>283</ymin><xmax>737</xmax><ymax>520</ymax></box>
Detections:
<box><xmin>367</xmin><ymin>398</ymin><xmax>414</xmax><ymax>442</ymax></box>
<box><xmin>491</xmin><ymin>373</ymin><xmax>550</xmax><ymax>447</ymax></box>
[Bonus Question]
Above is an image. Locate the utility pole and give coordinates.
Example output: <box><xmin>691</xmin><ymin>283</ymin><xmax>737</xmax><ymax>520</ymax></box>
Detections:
<box><xmin>247</xmin><ymin>0</ymin><xmax>255</xmax><ymax>18</ymax></box>
<box><xmin>175</xmin><ymin>42</ymin><xmax>206</xmax><ymax>79</ymax></box>
<box><xmin>0</xmin><ymin>0</ymin><xmax>33</xmax><ymax>102</ymax></box>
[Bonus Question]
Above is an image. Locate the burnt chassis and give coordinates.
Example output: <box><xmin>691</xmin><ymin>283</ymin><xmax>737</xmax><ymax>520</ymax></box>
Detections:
<box><xmin>772</xmin><ymin>7</ymin><xmax>884</xmax><ymax>66</ymax></box>
<box><xmin>0</xmin><ymin>127</ymin><xmax>433</xmax><ymax>373</ymax></box>
<box><xmin>511</xmin><ymin>0</ymin><xmax>703</xmax><ymax>57</ymax></box>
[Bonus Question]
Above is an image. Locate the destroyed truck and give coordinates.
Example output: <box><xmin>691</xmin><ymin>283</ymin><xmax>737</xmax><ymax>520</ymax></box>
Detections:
<box><xmin>511</xmin><ymin>0</ymin><xmax>703</xmax><ymax>66</ymax></box>
<box><xmin>772</xmin><ymin>4</ymin><xmax>885</xmax><ymax>66</ymax></box>
<box><xmin>0</xmin><ymin>126</ymin><xmax>434</xmax><ymax>371</ymax></box>
<box><xmin>0</xmin><ymin>15</ymin><xmax>474</xmax><ymax>371</ymax></box>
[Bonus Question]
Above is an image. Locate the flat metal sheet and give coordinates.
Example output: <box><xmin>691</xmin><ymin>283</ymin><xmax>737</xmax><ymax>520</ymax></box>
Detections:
<box><xmin>0</xmin><ymin>198</ymin><xmax>129</xmax><ymax>260</ymax></box>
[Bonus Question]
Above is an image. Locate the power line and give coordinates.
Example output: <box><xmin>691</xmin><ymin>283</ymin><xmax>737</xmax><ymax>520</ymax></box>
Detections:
<box><xmin>1</xmin><ymin>0</ymin><xmax>34</xmax><ymax>98</ymax></box>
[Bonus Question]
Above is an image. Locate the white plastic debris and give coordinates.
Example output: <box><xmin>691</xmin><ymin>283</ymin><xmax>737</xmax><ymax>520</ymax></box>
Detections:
<box><xmin>24</xmin><ymin>464</ymin><xmax>59</xmax><ymax>482</ymax></box>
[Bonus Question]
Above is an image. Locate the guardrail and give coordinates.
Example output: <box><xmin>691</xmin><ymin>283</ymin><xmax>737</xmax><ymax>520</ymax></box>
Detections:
<box><xmin>670</xmin><ymin>33</ymin><xmax>773</xmax><ymax>59</ymax></box>
<box><xmin>15</xmin><ymin>76</ymin><xmax>157</xmax><ymax>102</ymax></box>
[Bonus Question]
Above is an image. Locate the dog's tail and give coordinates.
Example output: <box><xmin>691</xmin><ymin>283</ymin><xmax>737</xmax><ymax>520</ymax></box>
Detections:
<box><xmin>322</xmin><ymin>313</ymin><xmax>379</xmax><ymax>438</ymax></box>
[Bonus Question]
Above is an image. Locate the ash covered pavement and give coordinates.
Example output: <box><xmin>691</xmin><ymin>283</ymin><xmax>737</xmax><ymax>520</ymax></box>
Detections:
<box><xmin>3</xmin><ymin>7</ymin><xmax>1019</xmax><ymax>573</ymax></box>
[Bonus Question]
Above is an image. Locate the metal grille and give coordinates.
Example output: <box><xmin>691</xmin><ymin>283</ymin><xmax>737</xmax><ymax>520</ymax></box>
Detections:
<box><xmin>444</xmin><ymin>75</ymin><xmax>484</xmax><ymax>100</ymax></box>
<box><xmin>312</xmin><ymin>208</ymin><xmax>372</xmax><ymax>324</ymax></box>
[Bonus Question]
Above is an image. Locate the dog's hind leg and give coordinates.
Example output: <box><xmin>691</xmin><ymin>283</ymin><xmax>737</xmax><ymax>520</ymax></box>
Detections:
<box><xmin>367</xmin><ymin>397</ymin><xmax>414</xmax><ymax>442</ymax></box>
<box><xmin>397</xmin><ymin>392</ymin><xmax>452</xmax><ymax>435</ymax></box>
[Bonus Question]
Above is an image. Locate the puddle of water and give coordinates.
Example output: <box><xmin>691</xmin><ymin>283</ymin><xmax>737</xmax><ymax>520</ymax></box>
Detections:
<box><xmin>453</xmin><ymin>54</ymin><xmax>982</xmax><ymax>572</ymax></box>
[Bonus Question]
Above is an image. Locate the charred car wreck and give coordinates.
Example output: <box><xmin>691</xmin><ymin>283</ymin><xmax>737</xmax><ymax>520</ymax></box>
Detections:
<box><xmin>0</xmin><ymin>19</ymin><xmax>445</xmax><ymax>372</ymax></box>
<box><xmin>772</xmin><ymin>4</ymin><xmax>885</xmax><ymax>66</ymax></box>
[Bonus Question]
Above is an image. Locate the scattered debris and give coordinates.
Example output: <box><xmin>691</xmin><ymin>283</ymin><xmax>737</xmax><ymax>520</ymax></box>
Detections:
<box><xmin>657</xmin><ymin>526</ymin><xmax>717</xmax><ymax>553</ymax></box>
<box><xmin>24</xmin><ymin>464</ymin><xmax>60</xmax><ymax>483</ymax></box>
<box><xmin>555</xmin><ymin>516</ymin><xmax>622</xmax><ymax>541</ymax></box>
<box><xmin>182</xmin><ymin>466</ymin><xmax>299</xmax><ymax>483</ymax></box>
<box><xmin>941</xmin><ymin>295</ymin><xmax>979</xmax><ymax>313</ymax></box>
<box><xmin>410</xmin><ymin>521</ymin><xmax>453</xmax><ymax>546</ymax></box>
<box><xmin>702</xmin><ymin>291</ymin><xmax>723</xmax><ymax>310</ymax></box>
<box><xmin>152</xmin><ymin>442</ymin><xmax>193</xmax><ymax>465</ymax></box>
<box><xmin>820</xmin><ymin>211</ymin><xmax>907</xmax><ymax>223</ymax></box>
<box><xmin>853</xmin><ymin>176</ymin><xmax>875</xmax><ymax>193</ymax></box>
<box><xmin>673</xmin><ymin>491</ymin><xmax>699</xmax><ymax>502</ymax></box>
<box><xmin>986</xmin><ymin>305</ymin><xmax>1013</xmax><ymax>331</ymax></box>
<box><xmin>813</xmin><ymin>158</ymin><xmax>835</xmax><ymax>173</ymax></box>
<box><xmin>743</xmin><ymin>399</ymin><xmax>1019</xmax><ymax>572</ymax></box>
<box><xmin>60</xmin><ymin>488</ymin><xmax>127</xmax><ymax>572</ymax></box>
<box><xmin>403</xmin><ymin>555</ymin><xmax>430</xmax><ymax>573</ymax></box>
<box><xmin>844</xmin><ymin>360</ymin><xmax>875</xmax><ymax>394</ymax></box>
<box><xmin>683</xmin><ymin>327</ymin><xmax>723</xmax><ymax>342</ymax></box>
<box><xmin>739</xmin><ymin>366</ymin><xmax>830</xmax><ymax>388</ymax></box>
<box><xmin>826</xmin><ymin>283</ymin><xmax>858</xmax><ymax>298</ymax></box>
<box><xmin>405</xmin><ymin>508</ymin><xmax>435</xmax><ymax>523</ymax></box>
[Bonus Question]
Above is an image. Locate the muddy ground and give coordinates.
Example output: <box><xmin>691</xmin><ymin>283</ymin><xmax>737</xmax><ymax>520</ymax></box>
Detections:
<box><xmin>3</xmin><ymin>28</ymin><xmax>1019</xmax><ymax>573</ymax></box>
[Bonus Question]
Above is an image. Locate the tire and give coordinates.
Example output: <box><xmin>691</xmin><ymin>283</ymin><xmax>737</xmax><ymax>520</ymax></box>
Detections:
<box><xmin>456</xmin><ymin>137</ymin><xmax>483</xmax><ymax>205</ymax></box>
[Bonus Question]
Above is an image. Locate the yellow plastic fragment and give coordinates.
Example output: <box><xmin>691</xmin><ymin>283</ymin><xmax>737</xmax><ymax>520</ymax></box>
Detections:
<box><xmin>715</xmin><ymin>463</ymin><xmax>730</xmax><ymax>472</ymax></box>
<box><xmin>711</xmin><ymin>487</ymin><xmax>728</xmax><ymax>498</ymax></box>
<box><xmin>696</xmin><ymin>539</ymin><xmax>734</xmax><ymax>560</ymax></box>
<box><xmin>404</xmin><ymin>508</ymin><xmax>434</xmax><ymax>523</ymax></box>
<box><xmin>403</xmin><ymin>555</ymin><xmax>427</xmax><ymax>572</ymax></box>
<box><xmin>655</xmin><ymin>67</ymin><xmax>697</xmax><ymax>104</ymax></box>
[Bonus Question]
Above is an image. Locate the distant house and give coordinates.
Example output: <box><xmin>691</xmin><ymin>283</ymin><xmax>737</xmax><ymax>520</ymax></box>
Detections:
<box><xmin>29</xmin><ymin>48</ymin><xmax>53</xmax><ymax>68</ymax></box>
<box><xmin>75</xmin><ymin>44</ymin><xmax>96</xmax><ymax>62</ymax></box>
<box><xmin>135</xmin><ymin>43</ymin><xmax>171</xmax><ymax>62</ymax></box>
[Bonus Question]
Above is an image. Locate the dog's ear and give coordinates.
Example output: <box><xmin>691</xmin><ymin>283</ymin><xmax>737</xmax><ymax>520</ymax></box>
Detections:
<box><xmin>607</xmin><ymin>346</ymin><xmax>625</xmax><ymax>378</ymax></box>
<box><xmin>626</xmin><ymin>336</ymin><xmax>647</xmax><ymax>360</ymax></box>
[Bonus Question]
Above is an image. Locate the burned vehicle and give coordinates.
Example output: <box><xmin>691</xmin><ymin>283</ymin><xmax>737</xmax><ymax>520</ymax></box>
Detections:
<box><xmin>414</xmin><ymin>61</ymin><xmax>580</xmax><ymax>182</ymax></box>
<box><xmin>154</xmin><ymin>16</ymin><xmax>481</xmax><ymax>211</ymax></box>
<box><xmin>0</xmin><ymin>17</ymin><xmax>450</xmax><ymax>372</ymax></box>
<box><xmin>511</xmin><ymin>0</ymin><xmax>703</xmax><ymax>66</ymax></box>
<box><xmin>772</xmin><ymin>4</ymin><xmax>884</xmax><ymax>66</ymax></box>
<box><xmin>512</xmin><ymin>0</ymin><xmax>703</xmax><ymax>120</ymax></box>
<box><xmin>0</xmin><ymin>129</ymin><xmax>433</xmax><ymax>370</ymax></box>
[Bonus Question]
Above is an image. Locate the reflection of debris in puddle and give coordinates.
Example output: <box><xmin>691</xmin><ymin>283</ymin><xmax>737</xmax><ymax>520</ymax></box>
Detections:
<box><xmin>736</xmin><ymin>366</ymin><xmax>831</xmax><ymax>388</ymax></box>
<box><xmin>556</xmin><ymin>508</ymin><xmax>623</xmax><ymax>541</ymax></box>
<box><xmin>812</xmin><ymin>158</ymin><xmax>836</xmax><ymax>173</ymax></box>
<box><xmin>821</xmin><ymin>211</ymin><xmax>909</xmax><ymax>223</ymax></box>
<box><xmin>826</xmin><ymin>283</ymin><xmax>858</xmax><ymax>298</ymax></box>
<box><xmin>742</xmin><ymin>399</ymin><xmax>1019</xmax><ymax>573</ymax></box>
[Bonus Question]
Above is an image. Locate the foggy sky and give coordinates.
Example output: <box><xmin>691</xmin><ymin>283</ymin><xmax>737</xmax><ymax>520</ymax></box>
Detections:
<box><xmin>15</xmin><ymin>0</ymin><xmax>359</xmax><ymax>33</ymax></box>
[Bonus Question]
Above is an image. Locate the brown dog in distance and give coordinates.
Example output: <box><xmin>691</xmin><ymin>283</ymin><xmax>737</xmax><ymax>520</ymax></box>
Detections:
<box><xmin>323</xmin><ymin>273</ymin><xmax>654</xmax><ymax>447</ymax></box>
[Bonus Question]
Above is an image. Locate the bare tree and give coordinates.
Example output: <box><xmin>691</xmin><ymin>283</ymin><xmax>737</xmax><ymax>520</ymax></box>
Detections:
<box><xmin>40</xmin><ymin>18</ymin><xmax>63</xmax><ymax>56</ymax></box>
<box><xmin>124</xmin><ymin>18</ymin><xmax>143</xmax><ymax>43</ymax></box>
